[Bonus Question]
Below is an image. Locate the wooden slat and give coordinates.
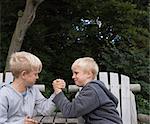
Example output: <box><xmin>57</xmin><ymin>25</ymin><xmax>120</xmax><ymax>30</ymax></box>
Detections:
<box><xmin>68</xmin><ymin>84</ymin><xmax>141</xmax><ymax>93</ymax></box>
<box><xmin>33</xmin><ymin>116</ymin><xmax>44</xmax><ymax>123</ymax></box>
<box><xmin>121</xmin><ymin>74</ymin><xmax>131</xmax><ymax>124</ymax></box>
<box><xmin>110</xmin><ymin>72</ymin><xmax>121</xmax><ymax>116</ymax></box>
<box><xmin>38</xmin><ymin>116</ymin><xmax>54</xmax><ymax>123</ymax></box>
<box><xmin>54</xmin><ymin>117</ymin><xmax>67</xmax><ymax>123</ymax></box>
<box><xmin>0</xmin><ymin>73</ymin><xmax>3</xmax><ymax>84</ymax></box>
<box><xmin>99</xmin><ymin>72</ymin><xmax>109</xmax><ymax>89</ymax></box>
<box><xmin>67</xmin><ymin>118</ymin><xmax>79</xmax><ymax>123</ymax></box>
<box><xmin>35</xmin><ymin>116</ymin><xmax>78</xmax><ymax>124</ymax></box>
<box><xmin>68</xmin><ymin>85</ymin><xmax>79</xmax><ymax>92</ymax></box>
<box><xmin>34</xmin><ymin>85</ymin><xmax>45</xmax><ymax>92</ymax></box>
<box><xmin>130</xmin><ymin>92</ymin><xmax>138</xmax><ymax>124</ymax></box>
<box><xmin>5</xmin><ymin>72</ymin><xmax>14</xmax><ymax>84</ymax></box>
<box><xmin>138</xmin><ymin>114</ymin><xmax>150</xmax><ymax>123</ymax></box>
<box><xmin>130</xmin><ymin>84</ymin><xmax>141</xmax><ymax>92</ymax></box>
<box><xmin>34</xmin><ymin>113</ymin><xmax>79</xmax><ymax>124</ymax></box>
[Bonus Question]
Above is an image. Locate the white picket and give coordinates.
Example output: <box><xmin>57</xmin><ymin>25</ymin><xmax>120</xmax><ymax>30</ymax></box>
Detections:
<box><xmin>5</xmin><ymin>72</ymin><xmax>14</xmax><ymax>84</ymax></box>
<box><xmin>130</xmin><ymin>92</ymin><xmax>138</xmax><ymax>124</ymax></box>
<box><xmin>121</xmin><ymin>74</ymin><xmax>131</xmax><ymax>124</ymax></box>
<box><xmin>99</xmin><ymin>72</ymin><xmax>109</xmax><ymax>89</ymax></box>
<box><xmin>0</xmin><ymin>73</ymin><xmax>3</xmax><ymax>84</ymax></box>
<box><xmin>109</xmin><ymin>72</ymin><xmax>121</xmax><ymax>116</ymax></box>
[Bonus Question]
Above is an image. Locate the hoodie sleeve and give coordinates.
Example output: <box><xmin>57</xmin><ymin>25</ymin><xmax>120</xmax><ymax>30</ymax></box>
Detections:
<box><xmin>53</xmin><ymin>86</ymin><xmax>100</xmax><ymax>118</ymax></box>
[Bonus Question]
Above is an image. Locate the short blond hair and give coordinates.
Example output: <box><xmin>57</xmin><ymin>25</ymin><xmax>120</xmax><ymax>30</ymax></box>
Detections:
<box><xmin>71</xmin><ymin>57</ymin><xmax>99</xmax><ymax>79</ymax></box>
<box><xmin>9</xmin><ymin>51</ymin><xmax>42</xmax><ymax>78</ymax></box>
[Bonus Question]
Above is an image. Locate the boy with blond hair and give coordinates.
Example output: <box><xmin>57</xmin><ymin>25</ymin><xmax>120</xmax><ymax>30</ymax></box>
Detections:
<box><xmin>53</xmin><ymin>57</ymin><xmax>122</xmax><ymax>124</ymax></box>
<box><xmin>0</xmin><ymin>51</ymin><xmax>64</xmax><ymax>124</ymax></box>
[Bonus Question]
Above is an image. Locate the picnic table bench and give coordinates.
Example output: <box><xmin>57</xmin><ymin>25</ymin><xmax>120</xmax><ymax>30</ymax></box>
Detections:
<box><xmin>0</xmin><ymin>72</ymin><xmax>141</xmax><ymax>124</ymax></box>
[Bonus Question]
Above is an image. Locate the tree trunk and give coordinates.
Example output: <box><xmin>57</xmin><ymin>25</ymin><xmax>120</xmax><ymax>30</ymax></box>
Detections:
<box><xmin>4</xmin><ymin>0</ymin><xmax>44</xmax><ymax>72</ymax></box>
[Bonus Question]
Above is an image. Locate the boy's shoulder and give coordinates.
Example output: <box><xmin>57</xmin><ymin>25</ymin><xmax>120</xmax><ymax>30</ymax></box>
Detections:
<box><xmin>0</xmin><ymin>83</ymin><xmax>11</xmax><ymax>91</ymax></box>
<box><xmin>88</xmin><ymin>80</ymin><xmax>105</xmax><ymax>87</ymax></box>
<box><xmin>0</xmin><ymin>83</ymin><xmax>7</xmax><ymax>88</ymax></box>
<box><xmin>83</xmin><ymin>80</ymin><xmax>103</xmax><ymax>93</ymax></box>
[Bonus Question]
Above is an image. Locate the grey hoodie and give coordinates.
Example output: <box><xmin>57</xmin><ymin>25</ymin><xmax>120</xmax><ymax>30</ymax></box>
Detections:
<box><xmin>53</xmin><ymin>80</ymin><xmax>122</xmax><ymax>124</ymax></box>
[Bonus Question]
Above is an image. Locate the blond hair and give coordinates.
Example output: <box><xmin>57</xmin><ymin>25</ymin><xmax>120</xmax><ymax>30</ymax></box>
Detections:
<box><xmin>71</xmin><ymin>57</ymin><xmax>99</xmax><ymax>79</ymax></box>
<box><xmin>9</xmin><ymin>51</ymin><xmax>42</xmax><ymax>78</ymax></box>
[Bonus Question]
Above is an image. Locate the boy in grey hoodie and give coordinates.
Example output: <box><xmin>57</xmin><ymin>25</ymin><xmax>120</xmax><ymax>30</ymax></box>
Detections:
<box><xmin>53</xmin><ymin>57</ymin><xmax>122</xmax><ymax>124</ymax></box>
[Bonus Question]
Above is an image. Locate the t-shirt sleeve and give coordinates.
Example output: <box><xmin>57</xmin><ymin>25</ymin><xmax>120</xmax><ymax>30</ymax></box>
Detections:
<box><xmin>34</xmin><ymin>87</ymin><xmax>56</xmax><ymax>116</ymax></box>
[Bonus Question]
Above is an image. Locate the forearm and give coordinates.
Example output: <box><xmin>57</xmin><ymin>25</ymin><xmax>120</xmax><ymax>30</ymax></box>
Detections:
<box><xmin>36</xmin><ymin>93</ymin><xmax>56</xmax><ymax>116</ymax></box>
<box><xmin>45</xmin><ymin>93</ymin><xmax>57</xmax><ymax>115</ymax></box>
<box><xmin>53</xmin><ymin>88</ymin><xmax>100</xmax><ymax>118</ymax></box>
<box><xmin>53</xmin><ymin>92</ymin><xmax>87</xmax><ymax>117</ymax></box>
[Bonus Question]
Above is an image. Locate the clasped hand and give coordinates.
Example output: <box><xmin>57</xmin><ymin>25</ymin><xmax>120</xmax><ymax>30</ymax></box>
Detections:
<box><xmin>52</xmin><ymin>79</ymin><xmax>66</xmax><ymax>94</ymax></box>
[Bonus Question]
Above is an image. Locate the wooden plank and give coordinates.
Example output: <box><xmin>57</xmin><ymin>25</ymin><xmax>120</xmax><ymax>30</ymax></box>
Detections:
<box><xmin>0</xmin><ymin>73</ymin><xmax>3</xmax><ymax>84</ymax></box>
<box><xmin>110</xmin><ymin>72</ymin><xmax>121</xmax><ymax>116</ymax></box>
<box><xmin>67</xmin><ymin>118</ymin><xmax>78</xmax><ymax>123</ymax></box>
<box><xmin>54</xmin><ymin>117</ymin><xmax>67</xmax><ymax>123</ymax></box>
<box><xmin>34</xmin><ymin>85</ymin><xmax>45</xmax><ymax>92</ymax></box>
<box><xmin>5</xmin><ymin>72</ymin><xmax>14</xmax><ymax>84</ymax></box>
<box><xmin>138</xmin><ymin>114</ymin><xmax>150</xmax><ymax>123</ymax></box>
<box><xmin>68</xmin><ymin>85</ymin><xmax>80</xmax><ymax>92</ymax></box>
<box><xmin>121</xmin><ymin>74</ymin><xmax>131</xmax><ymax>124</ymax></box>
<box><xmin>33</xmin><ymin>116</ymin><xmax>44</xmax><ymax>123</ymax></box>
<box><xmin>38</xmin><ymin>116</ymin><xmax>54</xmax><ymax>123</ymax></box>
<box><xmin>130</xmin><ymin>92</ymin><xmax>138</xmax><ymax>124</ymax></box>
<box><xmin>68</xmin><ymin>84</ymin><xmax>141</xmax><ymax>92</ymax></box>
<box><xmin>34</xmin><ymin>114</ymin><xmax>63</xmax><ymax>123</ymax></box>
<box><xmin>99</xmin><ymin>72</ymin><xmax>109</xmax><ymax>89</ymax></box>
<box><xmin>34</xmin><ymin>115</ymin><xmax>78</xmax><ymax>124</ymax></box>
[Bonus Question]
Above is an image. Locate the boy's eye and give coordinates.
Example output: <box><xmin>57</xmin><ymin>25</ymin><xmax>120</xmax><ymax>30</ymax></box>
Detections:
<box><xmin>35</xmin><ymin>73</ymin><xmax>38</xmax><ymax>76</ymax></box>
<box><xmin>74</xmin><ymin>72</ymin><xmax>78</xmax><ymax>74</ymax></box>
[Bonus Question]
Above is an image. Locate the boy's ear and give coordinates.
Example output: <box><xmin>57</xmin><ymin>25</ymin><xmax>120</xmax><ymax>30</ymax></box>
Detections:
<box><xmin>21</xmin><ymin>71</ymin><xmax>27</xmax><ymax>79</ymax></box>
<box><xmin>87</xmin><ymin>71</ymin><xmax>93</xmax><ymax>78</ymax></box>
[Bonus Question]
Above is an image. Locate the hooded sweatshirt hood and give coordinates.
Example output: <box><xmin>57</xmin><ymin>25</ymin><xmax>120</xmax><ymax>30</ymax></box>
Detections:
<box><xmin>89</xmin><ymin>80</ymin><xmax>118</xmax><ymax>107</ymax></box>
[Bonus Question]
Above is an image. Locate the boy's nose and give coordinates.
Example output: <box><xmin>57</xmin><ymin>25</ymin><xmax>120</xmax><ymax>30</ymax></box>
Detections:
<box><xmin>72</xmin><ymin>74</ymin><xmax>75</xmax><ymax>79</ymax></box>
<box><xmin>36</xmin><ymin>75</ymin><xmax>39</xmax><ymax>79</ymax></box>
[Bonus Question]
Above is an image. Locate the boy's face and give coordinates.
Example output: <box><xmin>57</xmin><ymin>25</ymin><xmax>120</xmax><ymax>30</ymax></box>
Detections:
<box><xmin>72</xmin><ymin>65</ymin><xmax>92</xmax><ymax>86</ymax></box>
<box><xmin>22</xmin><ymin>70</ymin><xmax>39</xmax><ymax>86</ymax></box>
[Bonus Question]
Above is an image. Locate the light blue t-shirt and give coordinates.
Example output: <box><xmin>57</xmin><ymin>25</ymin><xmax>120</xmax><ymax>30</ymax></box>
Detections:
<box><xmin>0</xmin><ymin>83</ymin><xmax>56</xmax><ymax>124</ymax></box>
